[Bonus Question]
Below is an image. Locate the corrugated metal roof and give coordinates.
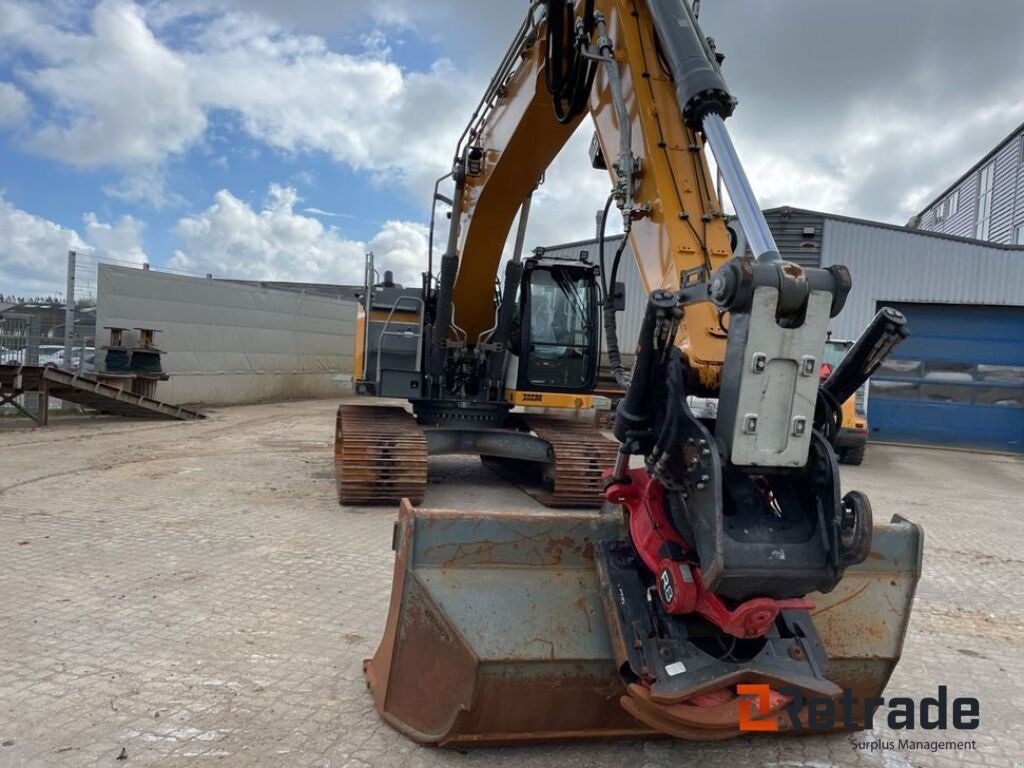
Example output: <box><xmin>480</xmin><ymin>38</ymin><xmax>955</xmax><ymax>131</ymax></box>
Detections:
<box><xmin>764</xmin><ymin>205</ymin><xmax>1024</xmax><ymax>251</ymax></box>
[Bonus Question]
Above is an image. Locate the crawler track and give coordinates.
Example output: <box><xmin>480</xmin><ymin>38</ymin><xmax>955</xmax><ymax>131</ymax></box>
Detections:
<box><xmin>334</xmin><ymin>405</ymin><xmax>427</xmax><ymax>505</ymax></box>
<box><xmin>336</xmin><ymin>405</ymin><xmax>616</xmax><ymax>509</ymax></box>
<box><xmin>484</xmin><ymin>415</ymin><xmax>619</xmax><ymax>508</ymax></box>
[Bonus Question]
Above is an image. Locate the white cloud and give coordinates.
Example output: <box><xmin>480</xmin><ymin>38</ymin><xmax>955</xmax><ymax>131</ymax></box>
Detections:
<box><xmin>3</xmin><ymin>0</ymin><xmax>1020</xmax><ymax>240</ymax></box>
<box><xmin>0</xmin><ymin>0</ymin><xmax>713</xmax><ymax>254</ymax></box>
<box><xmin>302</xmin><ymin>207</ymin><xmax>348</xmax><ymax>219</ymax></box>
<box><xmin>103</xmin><ymin>165</ymin><xmax>184</xmax><ymax>209</ymax></box>
<box><xmin>725</xmin><ymin>95</ymin><xmax>1024</xmax><ymax>222</ymax></box>
<box><xmin>169</xmin><ymin>184</ymin><xmax>428</xmax><ymax>285</ymax></box>
<box><xmin>0</xmin><ymin>194</ymin><xmax>147</xmax><ymax>296</ymax></box>
<box><xmin>0</xmin><ymin>82</ymin><xmax>30</xmax><ymax>126</ymax></box>
<box><xmin>2</xmin><ymin>0</ymin><xmax>472</xmax><ymax>204</ymax></box>
<box><xmin>367</xmin><ymin>221</ymin><xmax>431</xmax><ymax>282</ymax></box>
<box><xmin>0</xmin><ymin>0</ymin><xmax>82</xmax><ymax>56</ymax></box>
<box><xmin>734</xmin><ymin>151</ymin><xmax>849</xmax><ymax>215</ymax></box>
<box><xmin>83</xmin><ymin>212</ymin><xmax>147</xmax><ymax>266</ymax></box>
<box><xmin>22</xmin><ymin>1</ymin><xmax>206</xmax><ymax>170</ymax></box>
<box><xmin>0</xmin><ymin>194</ymin><xmax>88</xmax><ymax>295</ymax></box>
<box><xmin>182</xmin><ymin>16</ymin><xmax>473</xmax><ymax>196</ymax></box>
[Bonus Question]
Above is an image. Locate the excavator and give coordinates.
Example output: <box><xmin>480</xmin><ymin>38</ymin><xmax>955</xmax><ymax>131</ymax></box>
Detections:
<box><xmin>353</xmin><ymin>0</ymin><xmax>924</xmax><ymax>746</ymax></box>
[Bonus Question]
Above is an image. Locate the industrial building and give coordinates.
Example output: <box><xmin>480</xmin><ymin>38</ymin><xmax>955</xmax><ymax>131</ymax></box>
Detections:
<box><xmin>543</xmin><ymin>206</ymin><xmax>1024</xmax><ymax>453</ymax></box>
<box><xmin>910</xmin><ymin>120</ymin><xmax>1024</xmax><ymax>245</ymax></box>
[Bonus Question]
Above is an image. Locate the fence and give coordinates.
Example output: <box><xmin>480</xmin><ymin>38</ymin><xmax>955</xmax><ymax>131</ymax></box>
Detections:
<box><xmin>1</xmin><ymin>252</ymin><xmax>204</xmax><ymax>420</ymax></box>
<box><xmin>0</xmin><ymin>313</ymin><xmax>94</xmax><ymax>369</ymax></box>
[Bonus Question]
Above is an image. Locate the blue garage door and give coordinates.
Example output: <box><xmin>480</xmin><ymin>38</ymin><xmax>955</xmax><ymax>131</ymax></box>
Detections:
<box><xmin>868</xmin><ymin>303</ymin><xmax>1024</xmax><ymax>452</ymax></box>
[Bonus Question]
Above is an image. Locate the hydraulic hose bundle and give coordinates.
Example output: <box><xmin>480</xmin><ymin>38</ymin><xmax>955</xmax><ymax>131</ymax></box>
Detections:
<box><xmin>545</xmin><ymin>0</ymin><xmax>598</xmax><ymax>123</ymax></box>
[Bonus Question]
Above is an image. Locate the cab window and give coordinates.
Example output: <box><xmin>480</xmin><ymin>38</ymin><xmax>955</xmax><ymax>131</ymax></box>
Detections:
<box><xmin>524</xmin><ymin>266</ymin><xmax>595</xmax><ymax>390</ymax></box>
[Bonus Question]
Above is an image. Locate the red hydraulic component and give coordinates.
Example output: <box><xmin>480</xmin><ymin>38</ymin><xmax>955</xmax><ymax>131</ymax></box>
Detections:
<box><xmin>604</xmin><ymin>468</ymin><xmax>813</xmax><ymax>639</ymax></box>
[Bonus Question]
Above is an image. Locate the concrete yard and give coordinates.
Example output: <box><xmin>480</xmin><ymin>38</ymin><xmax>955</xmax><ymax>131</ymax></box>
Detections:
<box><xmin>1</xmin><ymin>399</ymin><xmax>1022</xmax><ymax>767</ymax></box>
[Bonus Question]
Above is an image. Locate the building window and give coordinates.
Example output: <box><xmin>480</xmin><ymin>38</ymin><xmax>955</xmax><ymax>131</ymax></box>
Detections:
<box><xmin>1016</xmin><ymin>223</ymin><xmax>1024</xmax><ymax>245</ymax></box>
<box><xmin>975</xmin><ymin>162</ymin><xmax>995</xmax><ymax>240</ymax></box>
<box><xmin>1019</xmin><ymin>135</ymin><xmax>1024</xmax><ymax>165</ymax></box>
<box><xmin>937</xmin><ymin>189</ymin><xmax>959</xmax><ymax>222</ymax></box>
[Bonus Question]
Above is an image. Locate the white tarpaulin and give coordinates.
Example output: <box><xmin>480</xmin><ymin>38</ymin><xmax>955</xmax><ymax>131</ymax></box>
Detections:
<box><xmin>96</xmin><ymin>264</ymin><xmax>357</xmax><ymax>405</ymax></box>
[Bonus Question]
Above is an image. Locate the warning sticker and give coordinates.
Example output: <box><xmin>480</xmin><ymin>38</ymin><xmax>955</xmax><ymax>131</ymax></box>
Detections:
<box><xmin>664</xmin><ymin>661</ymin><xmax>687</xmax><ymax>676</ymax></box>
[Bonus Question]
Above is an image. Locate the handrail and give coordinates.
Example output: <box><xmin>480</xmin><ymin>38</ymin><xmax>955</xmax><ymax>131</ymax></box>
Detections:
<box><xmin>361</xmin><ymin>252</ymin><xmax>374</xmax><ymax>380</ymax></box>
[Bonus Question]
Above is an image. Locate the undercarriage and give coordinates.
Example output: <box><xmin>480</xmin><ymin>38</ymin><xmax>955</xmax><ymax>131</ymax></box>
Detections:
<box><xmin>335</xmin><ymin>403</ymin><xmax>618</xmax><ymax>508</ymax></box>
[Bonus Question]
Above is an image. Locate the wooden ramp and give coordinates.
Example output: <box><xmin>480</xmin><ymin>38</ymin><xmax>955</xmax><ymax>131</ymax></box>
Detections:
<box><xmin>1</xmin><ymin>364</ymin><xmax>204</xmax><ymax>425</ymax></box>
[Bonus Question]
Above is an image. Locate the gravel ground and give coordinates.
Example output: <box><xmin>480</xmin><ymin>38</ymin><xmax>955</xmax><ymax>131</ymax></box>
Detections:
<box><xmin>1</xmin><ymin>398</ymin><xmax>1022</xmax><ymax>767</ymax></box>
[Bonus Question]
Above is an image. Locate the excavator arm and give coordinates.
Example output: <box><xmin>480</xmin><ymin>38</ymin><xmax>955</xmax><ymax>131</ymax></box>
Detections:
<box><xmin>363</xmin><ymin>0</ymin><xmax>923</xmax><ymax>746</ymax></box>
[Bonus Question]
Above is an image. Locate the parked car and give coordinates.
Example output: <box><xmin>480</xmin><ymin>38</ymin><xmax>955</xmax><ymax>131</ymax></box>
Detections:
<box><xmin>8</xmin><ymin>344</ymin><xmax>97</xmax><ymax>370</ymax></box>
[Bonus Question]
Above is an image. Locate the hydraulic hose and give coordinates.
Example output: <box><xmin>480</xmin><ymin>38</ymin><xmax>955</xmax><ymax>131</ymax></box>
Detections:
<box><xmin>598</xmin><ymin>192</ymin><xmax>614</xmax><ymax>297</ymax></box>
<box><xmin>650</xmin><ymin>348</ymin><xmax>685</xmax><ymax>472</ymax></box>
<box><xmin>598</xmin><ymin>192</ymin><xmax>631</xmax><ymax>387</ymax></box>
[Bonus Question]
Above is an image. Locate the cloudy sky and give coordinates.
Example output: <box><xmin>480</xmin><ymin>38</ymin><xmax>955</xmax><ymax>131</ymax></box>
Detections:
<box><xmin>1</xmin><ymin>0</ymin><xmax>1022</xmax><ymax>297</ymax></box>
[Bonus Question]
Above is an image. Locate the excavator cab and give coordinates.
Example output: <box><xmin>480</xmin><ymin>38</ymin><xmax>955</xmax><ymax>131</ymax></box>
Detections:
<box><xmin>509</xmin><ymin>254</ymin><xmax>601</xmax><ymax>398</ymax></box>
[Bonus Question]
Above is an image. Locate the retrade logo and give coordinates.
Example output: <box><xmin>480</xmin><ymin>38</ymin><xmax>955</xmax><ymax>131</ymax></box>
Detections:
<box><xmin>736</xmin><ymin>684</ymin><xmax>980</xmax><ymax>733</ymax></box>
<box><xmin>737</xmin><ymin>684</ymin><xmax>778</xmax><ymax>731</ymax></box>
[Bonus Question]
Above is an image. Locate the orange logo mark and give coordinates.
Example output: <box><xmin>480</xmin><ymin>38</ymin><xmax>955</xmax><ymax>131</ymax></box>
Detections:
<box><xmin>737</xmin><ymin>683</ymin><xmax>779</xmax><ymax>731</ymax></box>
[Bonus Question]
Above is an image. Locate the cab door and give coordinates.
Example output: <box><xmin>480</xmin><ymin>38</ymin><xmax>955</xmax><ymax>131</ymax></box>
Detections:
<box><xmin>517</xmin><ymin>261</ymin><xmax>599</xmax><ymax>394</ymax></box>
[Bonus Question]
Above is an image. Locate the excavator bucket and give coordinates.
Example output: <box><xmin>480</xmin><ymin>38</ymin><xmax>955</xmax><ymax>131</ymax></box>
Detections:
<box><xmin>364</xmin><ymin>500</ymin><xmax>923</xmax><ymax>747</ymax></box>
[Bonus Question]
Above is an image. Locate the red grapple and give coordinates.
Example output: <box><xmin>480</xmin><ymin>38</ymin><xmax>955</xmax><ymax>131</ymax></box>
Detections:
<box><xmin>604</xmin><ymin>468</ymin><xmax>813</xmax><ymax>638</ymax></box>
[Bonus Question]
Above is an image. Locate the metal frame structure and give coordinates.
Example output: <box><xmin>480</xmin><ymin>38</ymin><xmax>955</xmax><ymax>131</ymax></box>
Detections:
<box><xmin>0</xmin><ymin>364</ymin><xmax>204</xmax><ymax>426</ymax></box>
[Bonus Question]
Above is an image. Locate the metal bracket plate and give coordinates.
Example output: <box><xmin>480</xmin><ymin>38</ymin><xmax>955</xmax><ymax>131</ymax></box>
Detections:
<box><xmin>718</xmin><ymin>286</ymin><xmax>831</xmax><ymax>467</ymax></box>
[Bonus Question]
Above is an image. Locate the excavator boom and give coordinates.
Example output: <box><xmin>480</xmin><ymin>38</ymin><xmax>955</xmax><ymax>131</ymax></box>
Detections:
<box><xmin>437</xmin><ymin>0</ymin><xmax>736</xmax><ymax>385</ymax></box>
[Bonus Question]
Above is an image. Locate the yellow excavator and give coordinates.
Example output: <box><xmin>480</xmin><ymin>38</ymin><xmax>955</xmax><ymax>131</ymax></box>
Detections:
<box><xmin>346</xmin><ymin>0</ymin><xmax>924</xmax><ymax>745</ymax></box>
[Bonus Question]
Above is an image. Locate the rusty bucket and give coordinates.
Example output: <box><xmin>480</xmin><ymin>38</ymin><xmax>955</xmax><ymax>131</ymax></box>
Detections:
<box><xmin>364</xmin><ymin>500</ymin><xmax>923</xmax><ymax>747</ymax></box>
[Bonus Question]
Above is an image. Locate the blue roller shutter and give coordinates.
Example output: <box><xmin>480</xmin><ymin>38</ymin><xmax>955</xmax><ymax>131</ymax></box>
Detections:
<box><xmin>868</xmin><ymin>302</ymin><xmax>1024</xmax><ymax>452</ymax></box>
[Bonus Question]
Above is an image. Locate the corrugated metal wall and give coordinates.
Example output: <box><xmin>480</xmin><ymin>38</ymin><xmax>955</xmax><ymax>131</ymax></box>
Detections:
<box><xmin>760</xmin><ymin>208</ymin><xmax>826</xmax><ymax>267</ymax></box>
<box><xmin>918</xmin><ymin>126</ymin><xmax>1024</xmax><ymax>244</ymax></box>
<box><xmin>97</xmin><ymin>265</ymin><xmax>357</xmax><ymax>406</ymax></box>
<box><xmin>918</xmin><ymin>172</ymin><xmax>978</xmax><ymax>237</ymax></box>
<box><xmin>820</xmin><ymin>218</ymin><xmax>1024</xmax><ymax>340</ymax></box>
<box><xmin>990</xmin><ymin>133</ymin><xmax>1024</xmax><ymax>243</ymax></box>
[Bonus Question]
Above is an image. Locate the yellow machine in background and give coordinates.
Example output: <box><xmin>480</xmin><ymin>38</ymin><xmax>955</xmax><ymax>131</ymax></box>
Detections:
<box><xmin>824</xmin><ymin>338</ymin><xmax>869</xmax><ymax>465</ymax></box>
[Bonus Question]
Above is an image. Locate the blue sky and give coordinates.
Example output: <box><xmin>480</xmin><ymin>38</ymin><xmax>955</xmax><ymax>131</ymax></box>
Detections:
<box><xmin>1</xmin><ymin>0</ymin><xmax>1022</xmax><ymax>298</ymax></box>
<box><xmin>0</xmin><ymin>0</ymin><xmax>513</xmax><ymax>296</ymax></box>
